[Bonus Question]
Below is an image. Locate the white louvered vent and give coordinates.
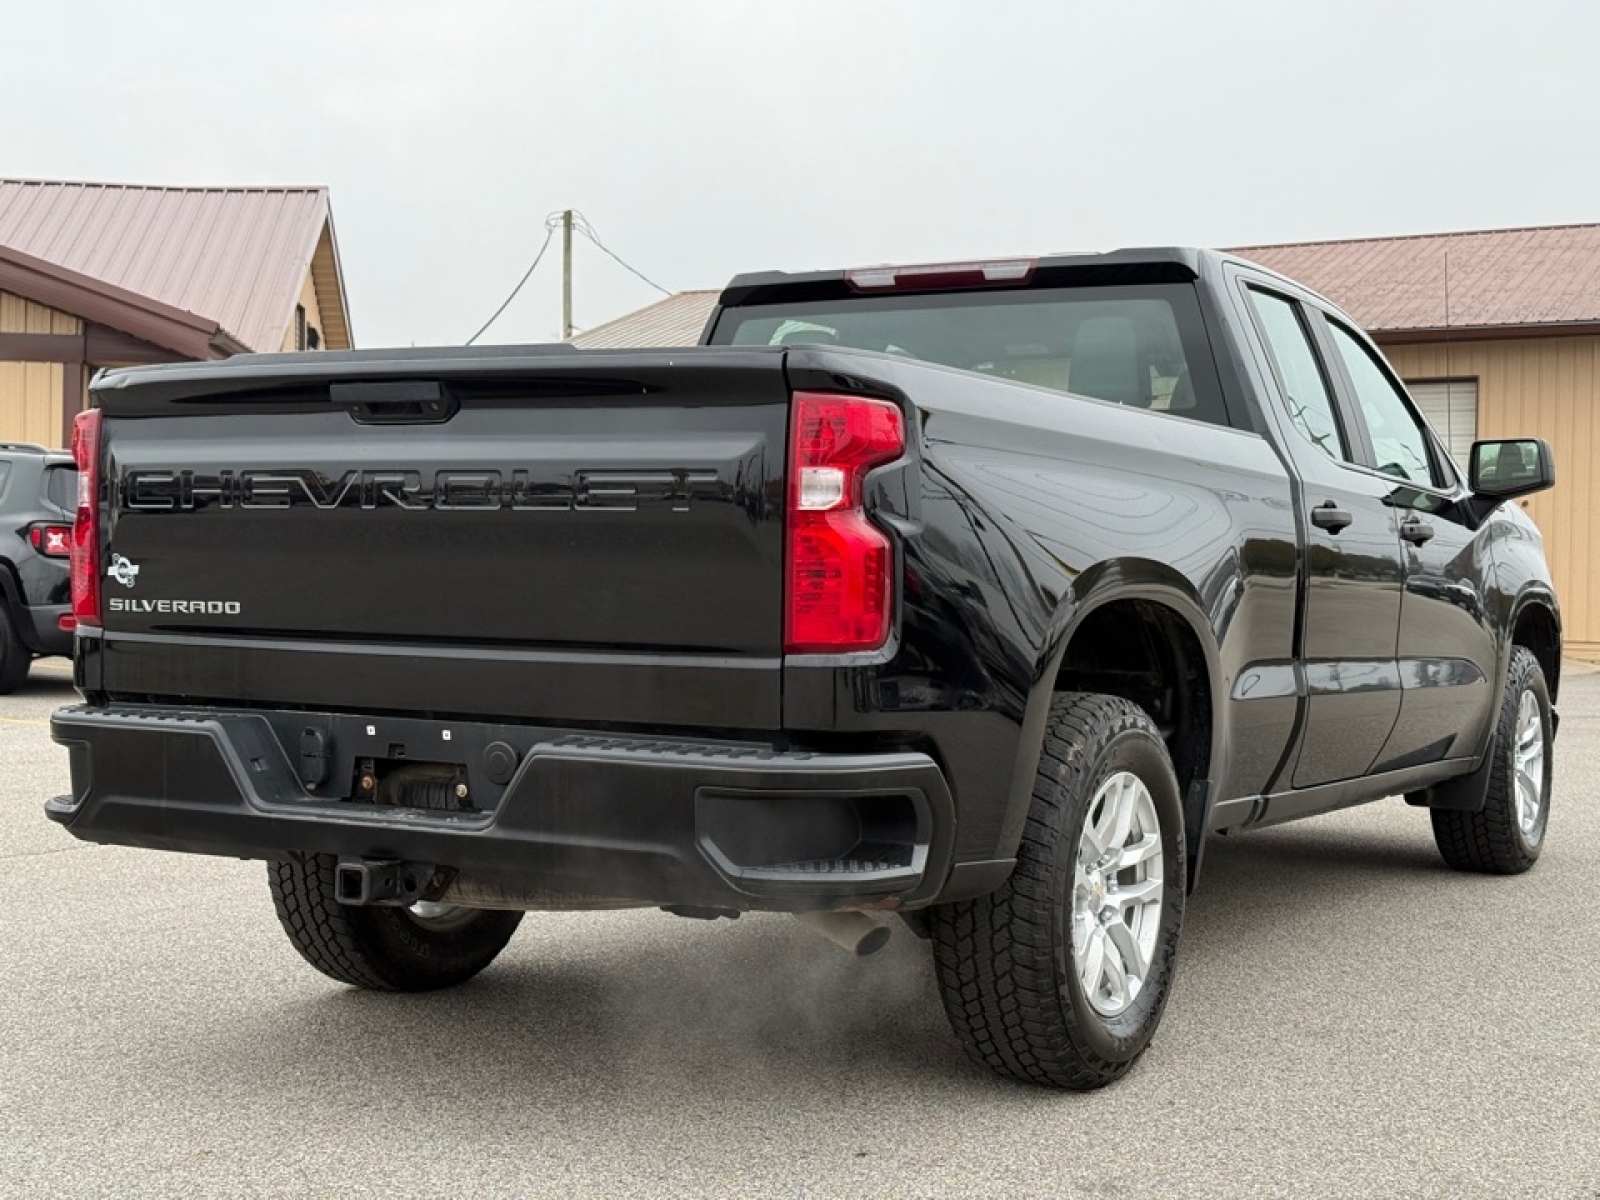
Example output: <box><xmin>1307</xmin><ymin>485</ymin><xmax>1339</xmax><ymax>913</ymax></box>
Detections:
<box><xmin>1408</xmin><ymin>380</ymin><xmax>1479</xmax><ymax>468</ymax></box>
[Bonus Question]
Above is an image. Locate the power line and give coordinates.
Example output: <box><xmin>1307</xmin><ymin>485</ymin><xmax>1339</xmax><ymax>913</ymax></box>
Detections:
<box><xmin>465</xmin><ymin>220</ymin><xmax>558</xmax><ymax>345</ymax></box>
<box><xmin>465</xmin><ymin>210</ymin><xmax>672</xmax><ymax>345</ymax></box>
<box><xmin>570</xmin><ymin>212</ymin><xmax>672</xmax><ymax>296</ymax></box>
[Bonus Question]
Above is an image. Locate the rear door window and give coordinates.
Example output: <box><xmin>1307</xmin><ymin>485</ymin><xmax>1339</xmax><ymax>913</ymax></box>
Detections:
<box><xmin>1244</xmin><ymin>289</ymin><xmax>1348</xmax><ymax>461</ymax></box>
<box><xmin>43</xmin><ymin>464</ymin><xmax>77</xmax><ymax>514</ymax></box>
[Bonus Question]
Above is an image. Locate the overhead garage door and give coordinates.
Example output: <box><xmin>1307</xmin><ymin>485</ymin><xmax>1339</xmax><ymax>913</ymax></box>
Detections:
<box><xmin>1407</xmin><ymin>380</ymin><xmax>1478</xmax><ymax>468</ymax></box>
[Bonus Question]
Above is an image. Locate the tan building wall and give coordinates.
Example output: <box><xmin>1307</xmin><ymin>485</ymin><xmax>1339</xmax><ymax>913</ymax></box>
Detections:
<box><xmin>280</xmin><ymin>268</ymin><xmax>327</xmax><ymax>352</ymax></box>
<box><xmin>1</xmin><ymin>291</ymin><xmax>80</xmax><ymax>336</ymax></box>
<box><xmin>1</xmin><ymin>291</ymin><xmax>81</xmax><ymax>446</ymax></box>
<box><xmin>1387</xmin><ymin>335</ymin><xmax>1600</xmax><ymax>656</ymax></box>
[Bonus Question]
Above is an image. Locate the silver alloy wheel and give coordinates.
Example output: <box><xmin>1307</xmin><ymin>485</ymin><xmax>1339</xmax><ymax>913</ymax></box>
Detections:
<box><xmin>1513</xmin><ymin>689</ymin><xmax>1547</xmax><ymax>842</ymax></box>
<box><xmin>1072</xmin><ymin>770</ymin><xmax>1164</xmax><ymax>1018</ymax></box>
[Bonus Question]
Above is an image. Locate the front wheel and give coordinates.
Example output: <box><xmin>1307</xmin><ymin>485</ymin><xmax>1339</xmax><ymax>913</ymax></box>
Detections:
<box><xmin>929</xmin><ymin>693</ymin><xmax>1186</xmax><ymax>1090</ymax></box>
<box><xmin>1431</xmin><ymin>647</ymin><xmax>1553</xmax><ymax>874</ymax></box>
<box><xmin>268</xmin><ymin>855</ymin><xmax>523</xmax><ymax>991</ymax></box>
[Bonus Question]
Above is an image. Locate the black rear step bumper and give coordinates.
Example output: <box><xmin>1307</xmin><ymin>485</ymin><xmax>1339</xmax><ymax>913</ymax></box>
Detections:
<box><xmin>46</xmin><ymin>704</ymin><xmax>956</xmax><ymax>912</ymax></box>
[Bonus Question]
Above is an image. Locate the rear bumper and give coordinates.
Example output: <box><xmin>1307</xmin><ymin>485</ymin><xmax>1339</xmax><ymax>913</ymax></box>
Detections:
<box><xmin>22</xmin><ymin>603</ymin><xmax>71</xmax><ymax>656</ymax></box>
<box><xmin>47</xmin><ymin>704</ymin><xmax>957</xmax><ymax>912</ymax></box>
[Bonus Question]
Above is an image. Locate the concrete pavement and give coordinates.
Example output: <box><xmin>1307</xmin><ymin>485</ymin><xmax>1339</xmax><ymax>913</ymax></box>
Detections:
<box><xmin>2</xmin><ymin>660</ymin><xmax>1598</xmax><ymax>1198</ymax></box>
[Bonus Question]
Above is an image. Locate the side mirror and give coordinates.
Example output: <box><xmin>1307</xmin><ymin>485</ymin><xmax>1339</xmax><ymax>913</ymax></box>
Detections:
<box><xmin>1468</xmin><ymin>438</ymin><xmax>1554</xmax><ymax>500</ymax></box>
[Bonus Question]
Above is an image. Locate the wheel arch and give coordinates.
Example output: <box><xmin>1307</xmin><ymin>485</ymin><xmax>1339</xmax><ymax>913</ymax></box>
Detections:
<box><xmin>1509</xmin><ymin>590</ymin><xmax>1561</xmax><ymax>705</ymax></box>
<box><xmin>995</xmin><ymin>560</ymin><xmax>1226</xmax><ymax>883</ymax></box>
<box><xmin>0</xmin><ymin>562</ymin><xmax>23</xmax><ymax>612</ymax></box>
<box><xmin>1409</xmin><ymin>587</ymin><xmax>1561</xmax><ymax>815</ymax></box>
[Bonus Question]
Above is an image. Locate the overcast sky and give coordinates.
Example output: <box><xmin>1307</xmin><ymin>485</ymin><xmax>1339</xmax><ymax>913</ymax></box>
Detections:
<box><xmin>5</xmin><ymin>0</ymin><xmax>1598</xmax><ymax>348</ymax></box>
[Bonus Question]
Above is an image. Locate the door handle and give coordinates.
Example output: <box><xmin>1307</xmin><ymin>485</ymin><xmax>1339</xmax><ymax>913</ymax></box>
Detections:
<box><xmin>1400</xmin><ymin>516</ymin><xmax>1436</xmax><ymax>545</ymax></box>
<box><xmin>1310</xmin><ymin>502</ymin><xmax>1353</xmax><ymax>533</ymax></box>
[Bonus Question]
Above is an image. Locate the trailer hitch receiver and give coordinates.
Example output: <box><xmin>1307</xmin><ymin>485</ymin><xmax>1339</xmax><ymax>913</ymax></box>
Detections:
<box><xmin>334</xmin><ymin>858</ymin><xmax>434</xmax><ymax>906</ymax></box>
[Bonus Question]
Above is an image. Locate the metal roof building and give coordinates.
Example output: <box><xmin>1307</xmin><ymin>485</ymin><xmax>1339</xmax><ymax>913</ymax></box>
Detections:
<box><xmin>1234</xmin><ymin>223</ymin><xmax>1600</xmax><ymax>340</ymax></box>
<box><xmin>0</xmin><ymin>178</ymin><xmax>354</xmax><ymax>445</ymax></box>
<box><xmin>571</xmin><ymin>288</ymin><xmax>719</xmax><ymax>349</ymax></box>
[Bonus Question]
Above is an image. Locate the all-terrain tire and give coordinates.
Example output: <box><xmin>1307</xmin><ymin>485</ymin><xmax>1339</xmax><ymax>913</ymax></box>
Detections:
<box><xmin>1431</xmin><ymin>647</ymin><xmax>1552</xmax><ymax>874</ymax></box>
<box><xmin>268</xmin><ymin>855</ymin><xmax>523</xmax><ymax>991</ymax></box>
<box><xmin>0</xmin><ymin>604</ymin><xmax>32</xmax><ymax>695</ymax></box>
<box><xmin>929</xmin><ymin>693</ymin><xmax>1186</xmax><ymax>1090</ymax></box>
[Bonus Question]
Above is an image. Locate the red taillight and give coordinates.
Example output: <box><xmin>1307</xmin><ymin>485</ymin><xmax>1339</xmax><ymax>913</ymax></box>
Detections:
<box><xmin>70</xmin><ymin>409</ymin><xmax>102</xmax><ymax>629</ymax></box>
<box><xmin>785</xmin><ymin>392</ymin><xmax>905</xmax><ymax>653</ymax></box>
<box><xmin>29</xmin><ymin>524</ymin><xmax>73</xmax><ymax>557</ymax></box>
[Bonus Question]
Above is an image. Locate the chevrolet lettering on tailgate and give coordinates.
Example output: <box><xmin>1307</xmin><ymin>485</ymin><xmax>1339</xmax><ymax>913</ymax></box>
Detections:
<box><xmin>120</xmin><ymin>468</ymin><xmax>724</xmax><ymax>512</ymax></box>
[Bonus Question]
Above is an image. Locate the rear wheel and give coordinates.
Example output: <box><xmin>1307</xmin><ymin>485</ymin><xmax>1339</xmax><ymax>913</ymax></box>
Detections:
<box><xmin>268</xmin><ymin>855</ymin><xmax>523</xmax><ymax>991</ymax></box>
<box><xmin>0</xmin><ymin>604</ymin><xmax>32</xmax><ymax>695</ymax></box>
<box><xmin>1431</xmin><ymin>647</ymin><xmax>1552</xmax><ymax>874</ymax></box>
<box><xmin>929</xmin><ymin>693</ymin><xmax>1186</xmax><ymax>1089</ymax></box>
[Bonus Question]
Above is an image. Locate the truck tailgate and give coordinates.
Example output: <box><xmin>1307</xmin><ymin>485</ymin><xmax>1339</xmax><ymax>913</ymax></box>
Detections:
<box><xmin>85</xmin><ymin>349</ymin><xmax>790</xmax><ymax>729</ymax></box>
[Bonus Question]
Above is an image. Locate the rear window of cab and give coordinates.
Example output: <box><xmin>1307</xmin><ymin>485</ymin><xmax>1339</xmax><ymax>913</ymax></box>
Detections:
<box><xmin>715</xmin><ymin>283</ymin><xmax>1231</xmax><ymax>427</ymax></box>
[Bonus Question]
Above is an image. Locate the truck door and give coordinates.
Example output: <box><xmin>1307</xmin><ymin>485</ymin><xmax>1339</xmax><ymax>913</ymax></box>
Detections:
<box><xmin>1238</xmin><ymin>285</ymin><xmax>1406</xmax><ymax>789</ymax></box>
<box><xmin>1317</xmin><ymin>316</ymin><xmax>1499</xmax><ymax>771</ymax></box>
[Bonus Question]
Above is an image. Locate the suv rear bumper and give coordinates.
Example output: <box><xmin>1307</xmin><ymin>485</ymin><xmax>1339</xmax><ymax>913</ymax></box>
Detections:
<box><xmin>24</xmin><ymin>603</ymin><xmax>71</xmax><ymax>656</ymax></box>
<box><xmin>47</xmin><ymin>704</ymin><xmax>957</xmax><ymax>912</ymax></box>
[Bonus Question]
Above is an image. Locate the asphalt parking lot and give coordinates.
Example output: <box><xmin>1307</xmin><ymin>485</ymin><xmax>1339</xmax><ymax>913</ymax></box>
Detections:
<box><xmin>2</xmin><ymin>660</ymin><xmax>1598</xmax><ymax>1199</ymax></box>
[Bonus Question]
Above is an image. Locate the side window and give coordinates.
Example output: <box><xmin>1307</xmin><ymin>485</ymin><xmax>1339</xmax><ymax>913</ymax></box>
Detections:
<box><xmin>1245</xmin><ymin>289</ymin><xmax>1347</xmax><ymax>461</ymax></box>
<box><xmin>43</xmin><ymin>465</ymin><xmax>77</xmax><ymax>514</ymax></box>
<box><xmin>1326</xmin><ymin>322</ymin><xmax>1440</xmax><ymax>487</ymax></box>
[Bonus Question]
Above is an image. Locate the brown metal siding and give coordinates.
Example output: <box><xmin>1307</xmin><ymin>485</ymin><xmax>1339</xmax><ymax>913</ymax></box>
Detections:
<box><xmin>1389</xmin><ymin>335</ymin><xmax>1600</xmax><ymax>655</ymax></box>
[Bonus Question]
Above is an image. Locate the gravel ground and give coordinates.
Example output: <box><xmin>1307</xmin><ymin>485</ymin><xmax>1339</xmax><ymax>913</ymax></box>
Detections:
<box><xmin>2</xmin><ymin>658</ymin><xmax>1598</xmax><ymax>1199</ymax></box>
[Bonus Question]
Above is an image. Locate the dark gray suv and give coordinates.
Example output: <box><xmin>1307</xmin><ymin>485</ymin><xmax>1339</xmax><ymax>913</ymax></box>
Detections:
<box><xmin>0</xmin><ymin>443</ymin><xmax>75</xmax><ymax>692</ymax></box>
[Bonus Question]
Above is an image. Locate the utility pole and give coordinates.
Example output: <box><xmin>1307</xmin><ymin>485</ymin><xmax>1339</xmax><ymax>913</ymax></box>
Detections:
<box><xmin>561</xmin><ymin>209</ymin><xmax>574</xmax><ymax>340</ymax></box>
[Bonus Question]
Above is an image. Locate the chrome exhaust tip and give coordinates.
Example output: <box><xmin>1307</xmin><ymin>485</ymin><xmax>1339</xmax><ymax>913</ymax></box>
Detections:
<box><xmin>793</xmin><ymin>910</ymin><xmax>892</xmax><ymax>956</ymax></box>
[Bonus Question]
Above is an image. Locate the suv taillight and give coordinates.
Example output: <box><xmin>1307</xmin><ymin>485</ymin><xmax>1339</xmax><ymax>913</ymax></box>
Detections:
<box><xmin>29</xmin><ymin>524</ymin><xmax>72</xmax><ymax>557</ymax></box>
<box><xmin>785</xmin><ymin>392</ymin><xmax>905</xmax><ymax>653</ymax></box>
<box><xmin>70</xmin><ymin>409</ymin><xmax>102</xmax><ymax>629</ymax></box>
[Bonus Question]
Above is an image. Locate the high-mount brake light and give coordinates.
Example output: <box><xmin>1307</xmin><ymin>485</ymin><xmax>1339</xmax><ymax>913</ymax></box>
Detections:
<box><xmin>785</xmin><ymin>392</ymin><xmax>905</xmax><ymax>654</ymax></box>
<box><xmin>69</xmin><ymin>409</ymin><xmax>102</xmax><ymax>630</ymax></box>
<box><xmin>845</xmin><ymin>258</ymin><xmax>1037</xmax><ymax>293</ymax></box>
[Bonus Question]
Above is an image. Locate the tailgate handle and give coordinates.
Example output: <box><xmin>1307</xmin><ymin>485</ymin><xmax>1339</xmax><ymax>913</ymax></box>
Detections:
<box><xmin>332</xmin><ymin>381</ymin><xmax>459</xmax><ymax>424</ymax></box>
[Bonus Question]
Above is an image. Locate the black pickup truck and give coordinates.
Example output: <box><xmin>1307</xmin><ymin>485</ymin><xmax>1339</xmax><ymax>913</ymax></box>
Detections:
<box><xmin>46</xmin><ymin>249</ymin><xmax>1559</xmax><ymax>1090</ymax></box>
